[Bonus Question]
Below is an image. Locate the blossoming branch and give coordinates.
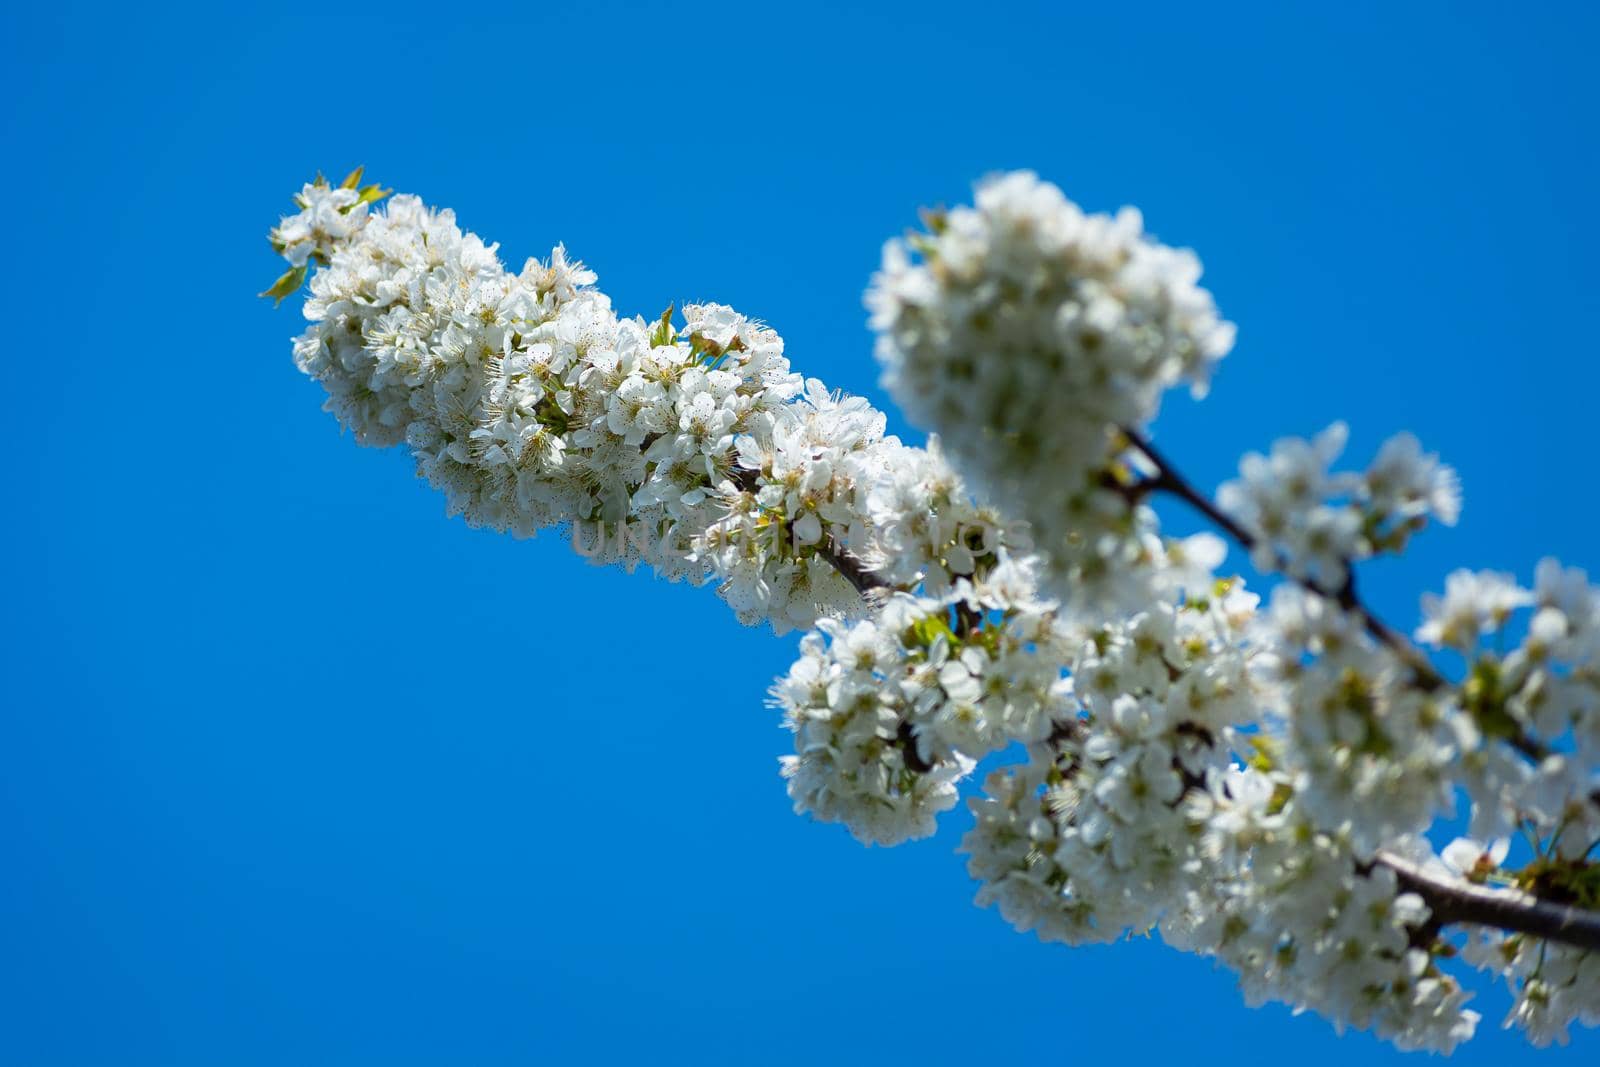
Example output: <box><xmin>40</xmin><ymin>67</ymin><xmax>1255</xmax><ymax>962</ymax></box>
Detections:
<box><xmin>263</xmin><ymin>169</ymin><xmax>1600</xmax><ymax>1051</ymax></box>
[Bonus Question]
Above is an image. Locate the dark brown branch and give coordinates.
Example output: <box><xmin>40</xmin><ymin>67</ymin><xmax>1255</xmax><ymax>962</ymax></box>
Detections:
<box><xmin>1375</xmin><ymin>850</ymin><xmax>1600</xmax><ymax>953</ymax></box>
<box><xmin>896</xmin><ymin>720</ymin><xmax>936</xmax><ymax>774</ymax></box>
<box><xmin>1120</xmin><ymin>426</ymin><xmax>1554</xmax><ymax>763</ymax></box>
<box><xmin>1120</xmin><ymin>427</ymin><xmax>1451</xmax><ymax>693</ymax></box>
<box><xmin>819</xmin><ymin>541</ymin><xmax>884</xmax><ymax>596</ymax></box>
<box><xmin>725</xmin><ymin>463</ymin><xmax>891</xmax><ymax>598</ymax></box>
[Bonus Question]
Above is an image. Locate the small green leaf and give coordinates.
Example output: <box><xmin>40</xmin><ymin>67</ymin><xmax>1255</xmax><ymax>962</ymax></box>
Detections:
<box><xmin>339</xmin><ymin>165</ymin><xmax>365</xmax><ymax>190</ymax></box>
<box><xmin>337</xmin><ymin>183</ymin><xmax>391</xmax><ymax>214</ymax></box>
<box><xmin>650</xmin><ymin>304</ymin><xmax>676</xmax><ymax>348</ymax></box>
<box><xmin>338</xmin><ymin>183</ymin><xmax>392</xmax><ymax>215</ymax></box>
<box><xmin>1265</xmin><ymin>781</ymin><xmax>1293</xmax><ymax>816</ymax></box>
<box><xmin>259</xmin><ymin>264</ymin><xmax>307</xmax><ymax>306</ymax></box>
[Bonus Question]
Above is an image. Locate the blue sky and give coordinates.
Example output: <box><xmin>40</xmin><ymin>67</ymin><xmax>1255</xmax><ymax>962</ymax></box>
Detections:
<box><xmin>4</xmin><ymin>1</ymin><xmax>1598</xmax><ymax>1063</ymax></box>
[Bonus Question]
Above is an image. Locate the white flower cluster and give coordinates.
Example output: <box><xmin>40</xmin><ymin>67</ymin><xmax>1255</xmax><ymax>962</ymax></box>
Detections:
<box><xmin>863</xmin><ymin>436</ymin><xmax>1024</xmax><ymax>597</ymax></box>
<box><xmin>772</xmin><ymin>568</ymin><xmax>1071</xmax><ymax>845</ymax></box>
<box><xmin>1466</xmin><ymin>930</ymin><xmax>1600</xmax><ymax>1046</ymax></box>
<box><xmin>270</xmin><ymin>179</ymin><xmax>374</xmax><ymax>268</ymax></box>
<box><xmin>969</xmin><ymin>741</ymin><xmax>1482</xmax><ymax>1049</ymax></box>
<box><xmin>867</xmin><ymin>171</ymin><xmax>1235</xmax><ymax>610</ymax></box>
<box><xmin>700</xmin><ymin>380</ymin><xmax>889</xmax><ymax>627</ymax></box>
<box><xmin>1416</xmin><ymin>569</ymin><xmax>1533</xmax><ymax>652</ymax></box>
<box><xmin>279</xmin><ymin>185</ymin><xmax>1001</xmax><ymax>634</ymax></box>
<box><xmin>1218</xmin><ymin>423</ymin><xmax>1462</xmax><ymax>588</ymax></box>
<box><xmin>1415</xmin><ymin>562</ymin><xmax>1600</xmax><ymax>850</ymax></box>
<box><xmin>963</xmin><ymin>573</ymin><xmax>1261</xmax><ymax>942</ymax></box>
<box><xmin>1167</xmin><ymin>778</ymin><xmax>1482</xmax><ymax>1053</ymax></box>
<box><xmin>1253</xmin><ymin>585</ymin><xmax>1476</xmax><ymax>857</ymax></box>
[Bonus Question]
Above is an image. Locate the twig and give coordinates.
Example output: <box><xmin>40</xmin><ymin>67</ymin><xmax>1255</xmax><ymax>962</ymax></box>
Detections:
<box><xmin>1122</xmin><ymin>426</ymin><xmax>1553</xmax><ymax>763</ymax></box>
<box><xmin>1375</xmin><ymin>850</ymin><xmax>1600</xmax><ymax>953</ymax></box>
<box><xmin>1120</xmin><ymin>427</ymin><xmax>1451</xmax><ymax>693</ymax></box>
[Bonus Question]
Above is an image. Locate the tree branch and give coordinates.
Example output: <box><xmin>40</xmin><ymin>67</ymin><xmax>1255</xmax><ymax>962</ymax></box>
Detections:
<box><xmin>1119</xmin><ymin>426</ymin><xmax>1555</xmax><ymax>766</ymax></box>
<box><xmin>1120</xmin><ymin>426</ymin><xmax>1451</xmax><ymax>693</ymax></box>
<box><xmin>818</xmin><ymin>542</ymin><xmax>883</xmax><ymax>596</ymax></box>
<box><xmin>1375</xmin><ymin>850</ymin><xmax>1600</xmax><ymax>953</ymax></box>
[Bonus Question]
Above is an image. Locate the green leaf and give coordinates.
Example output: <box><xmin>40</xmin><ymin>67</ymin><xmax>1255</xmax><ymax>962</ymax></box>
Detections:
<box><xmin>349</xmin><ymin>183</ymin><xmax>391</xmax><ymax>211</ymax></box>
<box><xmin>338</xmin><ymin>183</ymin><xmax>392</xmax><ymax>215</ymax></box>
<box><xmin>1247</xmin><ymin>735</ymin><xmax>1279</xmax><ymax>772</ymax></box>
<box><xmin>904</xmin><ymin>613</ymin><xmax>954</xmax><ymax>650</ymax></box>
<box><xmin>258</xmin><ymin>264</ymin><xmax>307</xmax><ymax>306</ymax></box>
<box><xmin>339</xmin><ymin>165</ymin><xmax>365</xmax><ymax>190</ymax></box>
<box><xmin>650</xmin><ymin>304</ymin><xmax>676</xmax><ymax>348</ymax></box>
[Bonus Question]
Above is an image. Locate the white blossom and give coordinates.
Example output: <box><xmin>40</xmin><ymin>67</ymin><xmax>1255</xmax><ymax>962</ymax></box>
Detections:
<box><xmin>867</xmin><ymin>171</ymin><xmax>1234</xmax><ymax>611</ymax></box>
<box><xmin>1219</xmin><ymin>425</ymin><xmax>1463</xmax><ymax>586</ymax></box>
<box><xmin>1416</xmin><ymin>570</ymin><xmax>1534</xmax><ymax>652</ymax></box>
<box><xmin>1464</xmin><ymin>931</ymin><xmax>1600</xmax><ymax>1046</ymax></box>
<box><xmin>774</xmin><ymin>579</ymin><xmax>1071</xmax><ymax>845</ymax></box>
<box><xmin>1252</xmin><ymin>585</ymin><xmax>1475</xmax><ymax>856</ymax></box>
<box><xmin>271</xmin><ymin>180</ymin><xmax>371</xmax><ymax>268</ymax></box>
<box><xmin>269</xmin><ymin>173</ymin><xmax>1600</xmax><ymax>1055</ymax></box>
<box><xmin>1366</xmin><ymin>431</ymin><xmax>1463</xmax><ymax>529</ymax></box>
